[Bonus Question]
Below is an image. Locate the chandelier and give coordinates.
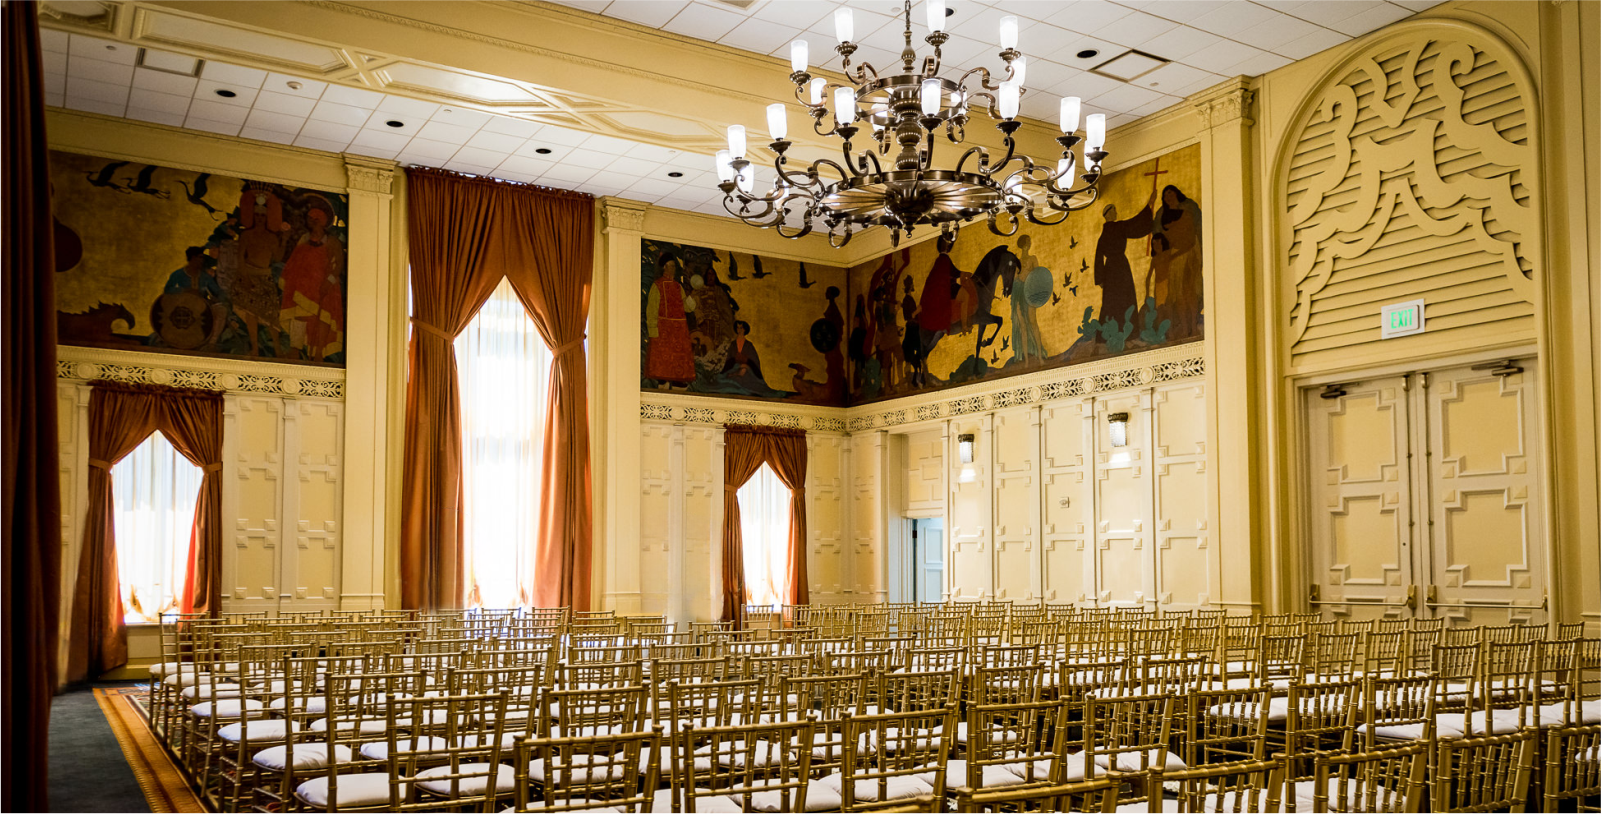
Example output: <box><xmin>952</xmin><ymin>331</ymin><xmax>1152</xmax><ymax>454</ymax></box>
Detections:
<box><xmin>714</xmin><ymin>0</ymin><xmax>1110</xmax><ymax>248</ymax></box>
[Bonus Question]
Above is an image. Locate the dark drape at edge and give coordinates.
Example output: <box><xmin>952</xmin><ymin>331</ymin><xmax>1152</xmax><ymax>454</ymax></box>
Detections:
<box><xmin>2</xmin><ymin>2</ymin><xmax>62</xmax><ymax>810</ymax></box>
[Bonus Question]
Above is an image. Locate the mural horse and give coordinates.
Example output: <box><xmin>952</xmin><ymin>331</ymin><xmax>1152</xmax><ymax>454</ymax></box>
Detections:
<box><xmin>950</xmin><ymin>245</ymin><xmax>1015</xmax><ymax>363</ymax></box>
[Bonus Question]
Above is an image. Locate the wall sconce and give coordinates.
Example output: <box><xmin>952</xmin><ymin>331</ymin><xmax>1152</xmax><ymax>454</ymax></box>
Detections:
<box><xmin>957</xmin><ymin>433</ymin><xmax>975</xmax><ymax>464</ymax></box>
<box><xmin>1107</xmin><ymin>412</ymin><xmax>1129</xmax><ymax>448</ymax></box>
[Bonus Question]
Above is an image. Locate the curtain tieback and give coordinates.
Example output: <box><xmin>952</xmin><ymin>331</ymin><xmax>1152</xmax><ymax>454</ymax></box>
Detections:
<box><xmin>87</xmin><ymin>458</ymin><xmax>112</xmax><ymax>470</ymax></box>
<box><xmin>410</xmin><ymin>317</ymin><xmax>454</xmax><ymax>341</ymax></box>
<box><xmin>551</xmin><ymin>334</ymin><xmax>587</xmax><ymax>357</ymax></box>
<box><xmin>203</xmin><ymin>462</ymin><xmax>223</xmax><ymax>473</ymax></box>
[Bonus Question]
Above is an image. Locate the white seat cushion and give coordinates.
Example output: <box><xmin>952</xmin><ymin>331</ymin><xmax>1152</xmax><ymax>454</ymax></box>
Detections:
<box><xmin>530</xmin><ymin>755</ymin><xmax>629</xmax><ymax>784</ymax></box>
<box><xmin>918</xmin><ymin>759</ymin><xmax>1026</xmax><ymax>789</ymax></box>
<box><xmin>191</xmin><ymin>699</ymin><xmax>266</xmax><ymax>718</ymax></box>
<box><xmin>1003</xmin><ymin>751</ymin><xmax>1089</xmax><ymax>782</ymax></box>
<box><xmin>308</xmin><ymin>717</ymin><xmax>389</xmax><ymax>735</ymax></box>
<box><xmin>649</xmin><ymin>788</ymin><xmax>744</xmax><ymax>813</ymax></box>
<box><xmin>219</xmin><ymin>719</ymin><xmax>301</xmax><ymax>742</ymax></box>
<box><xmin>1538</xmin><ymin>700</ymin><xmax>1601</xmax><ymax>727</ymax></box>
<box><xmin>1093</xmin><ymin>749</ymin><xmax>1187</xmax><ymax>773</ymax></box>
<box><xmin>268</xmin><ymin>696</ymin><xmax>327</xmax><ymax>714</ymax></box>
<box><xmin>147</xmin><ymin>660</ymin><xmax>182</xmax><ymax>678</ymax></box>
<box><xmin>503</xmin><ymin>800</ymin><xmax>621</xmax><ymax>813</ymax></box>
<box><xmin>1363</xmin><ymin>708</ymin><xmax>1529</xmax><ymax>742</ymax></box>
<box><xmin>749</xmin><ymin>780</ymin><xmax>840</xmax><ymax>812</ymax></box>
<box><xmin>295</xmin><ymin>773</ymin><xmax>393</xmax><ymax>808</ymax></box>
<box><xmin>415</xmin><ymin>763</ymin><xmax>516</xmax><ymax>797</ymax></box>
<box><xmin>815</xmin><ymin>772</ymin><xmax>934</xmax><ymax>804</ymax></box>
<box><xmin>252</xmin><ymin>744</ymin><xmax>355</xmax><ymax>772</ymax></box>
<box><xmin>359</xmin><ymin>737</ymin><xmax>449</xmax><ymax>761</ymax></box>
<box><xmin>1291</xmin><ymin>779</ymin><xmax>1403</xmax><ymax>811</ymax></box>
<box><xmin>181</xmin><ymin>683</ymin><xmax>242</xmax><ymax>700</ymax></box>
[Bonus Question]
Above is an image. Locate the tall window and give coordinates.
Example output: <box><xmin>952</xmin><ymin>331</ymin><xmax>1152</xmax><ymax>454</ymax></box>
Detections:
<box><xmin>457</xmin><ymin>277</ymin><xmax>551</xmax><ymax>608</ymax></box>
<box><xmin>737</xmin><ymin>463</ymin><xmax>791</xmax><ymax>608</ymax></box>
<box><xmin>113</xmin><ymin>431</ymin><xmax>201</xmax><ymax>623</ymax></box>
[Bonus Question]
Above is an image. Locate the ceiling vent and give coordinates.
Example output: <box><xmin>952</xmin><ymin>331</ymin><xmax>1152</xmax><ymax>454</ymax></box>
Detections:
<box><xmin>138</xmin><ymin>48</ymin><xmax>202</xmax><ymax>77</ymax></box>
<box><xmin>1090</xmin><ymin>50</ymin><xmax>1168</xmax><ymax>82</ymax></box>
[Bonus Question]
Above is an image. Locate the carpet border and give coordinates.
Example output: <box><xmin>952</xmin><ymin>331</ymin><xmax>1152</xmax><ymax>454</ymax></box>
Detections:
<box><xmin>94</xmin><ymin>687</ymin><xmax>208</xmax><ymax>813</ymax></box>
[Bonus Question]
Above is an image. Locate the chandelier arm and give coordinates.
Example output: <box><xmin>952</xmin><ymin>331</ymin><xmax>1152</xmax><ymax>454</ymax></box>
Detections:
<box><xmin>953</xmin><ymin>145</ymin><xmax>988</xmax><ymax>176</ymax></box>
<box><xmin>828</xmin><ymin>226</ymin><xmax>854</xmax><ymax>249</ymax></box>
<box><xmin>852</xmin><ymin>62</ymin><xmax>880</xmax><ymax>84</ymax></box>
<box><xmin>957</xmin><ymin>66</ymin><xmax>995</xmax><ymax>91</ymax></box>
<box><xmin>858</xmin><ymin>148</ymin><xmax>883</xmax><ymax>176</ymax></box>
<box><xmin>1047</xmin><ymin>185</ymin><xmax>1102</xmax><ymax>211</ymax></box>
<box><xmin>983</xmin><ymin>133</ymin><xmax>1019</xmax><ymax>177</ymax></box>
<box><xmin>809</xmin><ymin>158</ymin><xmax>853</xmax><ymax>185</ymax></box>
<box><xmin>840</xmin><ymin>138</ymin><xmax>867</xmax><ymax>178</ymax></box>
<box><xmin>987</xmin><ymin>209</ymin><xmax>1020</xmax><ymax>237</ymax></box>
<box><xmin>946</xmin><ymin>119</ymin><xmax>965</xmax><ymax>143</ymax></box>
<box><xmin>1024</xmin><ymin>207</ymin><xmax>1069</xmax><ymax>227</ymax></box>
<box><xmin>773</xmin><ymin>212</ymin><xmax>815</xmax><ymax>239</ymax></box>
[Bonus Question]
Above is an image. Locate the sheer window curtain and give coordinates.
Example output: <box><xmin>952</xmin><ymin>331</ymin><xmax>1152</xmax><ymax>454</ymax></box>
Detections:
<box><xmin>737</xmin><ymin>463</ymin><xmax>790</xmax><ymax>608</ymax></box>
<box><xmin>456</xmin><ymin>277</ymin><xmax>551</xmax><ymax>608</ymax></box>
<box><xmin>111</xmin><ymin>431</ymin><xmax>200</xmax><ymax>624</ymax></box>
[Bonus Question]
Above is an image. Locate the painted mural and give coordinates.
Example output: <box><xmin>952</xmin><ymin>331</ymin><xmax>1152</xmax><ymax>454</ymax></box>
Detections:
<box><xmin>50</xmin><ymin>151</ymin><xmax>350</xmax><ymax>366</ymax></box>
<box><xmin>848</xmin><ymin>143</ymin><xmax>1203</xmax><ymax>404</ymax></box>
<box><xmin>641</xmin><ymin>240</ymin><xmax>848</xmax><ymax>406</ymax></box>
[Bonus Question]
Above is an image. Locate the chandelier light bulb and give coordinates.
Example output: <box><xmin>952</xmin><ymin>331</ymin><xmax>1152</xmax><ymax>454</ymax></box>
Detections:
<box><xmin>809</xmin><ymin>77</ymin><xmax>827</xmax><ymax>106</ymax></box>
<box><xmin>727</xmin><ymin>124</ymin><xmax>748</xmax><ymax>159</ymax></box>
<box><xmin>1011</xmin><ymin>55</ymin><xmax>1027</xmax><ymax>86</ymax></box>
<box><xmin>737</xmin><ymin>165</ymin><xmax>755</xmax><ymax>194</ymax></box>
<box><xmin>767</xmin><ymin>103</ymin><xmax>788</xmax><ymax>141</ymax></box>
<box><xmin>834</xmin><ymin>86</ymin><xmax>856</xmax><ymax>123</ymax></box>
<box><xmin>790</xmin><ymin>40</ymin><xmax>809</xmax><ymax>73</ymax></box>
<box><xmin>920</xmin><ymin>79</ymin><xmax>941</xmax><ymax>116</ymax></box>
<box><xmin>998</xmin><ymin>82</ymin><xmax>1020</xmax><ymax>120</ymax></box>
<box><xmin>950</xmin><ymin>89</ymin><xmax>965</xmax><ymax>109</ymax></box>
<box><xmin>834</xmin><ymin>8</ymin><xmax>854</xmax><ymax>43</ymax></box>
<box><xmin>1057</xmin><ymin>153</ymin><xmax>1075</xmax><ymax>181</ymax></box>
<box><xmin>1060</xmin><ymin>96</ymin><xmax>1081</xmax><ymax>133</ymax></box>
<box><xmin>999</xmin><ymin>15</ymin><xmax>1019</xmax><ymax>50</ymax></box>
<box><xmin>715</xmin><ymin>149</ymin><xmax>734</xmax><ymax>183</ymax></box>
<box><xmin>927</xmin><ymin>0</ymin><xmax>947</xmax><ymax>33</ymax></box>
<box><xmin>1086</xmin><ymin>113</ymin><xmax>1106</xmax><ymax>153</ymax></box>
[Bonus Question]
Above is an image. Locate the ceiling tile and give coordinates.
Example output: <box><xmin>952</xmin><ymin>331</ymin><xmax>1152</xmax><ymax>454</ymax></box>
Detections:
<box><xmin>662</xmin><ymin>2</ymin><xmax>750</xmax><ymax>40</ymax></box>
<box><xmin>65</xmin><ymin>96</ymin><xmax>126</xmax><ymax>117</ymax></box>
<box><xmin>351</xmin><ymin>128</ymin><xmax>412</xmax><ymax>152</ymax></box>
<box><xmin>343</xmin><ymin>140</ymin><xmax>402</xmax><ymax>160</ymax></box>
<box><xmin>983</xmin><ymin>0</ymin><xmax>1065</xmax><ymax>24</ymax></box>
<box><xmin>453</xmin><ymin>146</ymin><xmax>511</xmax><ymax>167</ymax></box>
<box><xmin>200</xmin><ymin>61</ymin><xmax>267</xmax><ymax>88</ymax></box>
<box><xmin>750</xmin><ymin>0</ymin><xmax>834</xmax><ymax>30</ymax></box>
<box><xmin>1022</xmin><ymin>58</ymin><xmax>1083</xmax><ymax>93</ymax></box>
<box><xmin>239</xmin><ymin>127</ymin><xmax>297</xmax><ymax>145</ymax></box>
<box><xmin>563</xmin><ymin>150</ymin><xmax>619</xmax><ymax>170</ymax></box>
<box><xmin>45</xmin><ymin>91</ymin><xmax>64</xmax><ymax>108</ymax></box>
<box><xmin>626</xmin><ymin>177</ymin><xmax>684</xmax><ymax>197</ymax></box>
<box><xmin>579</xmin><ymin>133</ymin><xmax>641</xmax><ymax>155</ymax></box>
<box><xmin>298</xmin><ymin>118</ymin><xmax>360</xmax><ymax>143</ymax></box>
<box><xmin>195</xmin><ymin>80</ymin><xmax>258</xmax><ymax>107</ymax></box>
<box><xmin>930</xmin><ymin>34</ymin><xmax>994</xmax><ymax>68</ymax></box>
<box><xmin>1178</xmin><ymin>39</ymin><xmax>1262</xmax><ymax>74</ymax></box>
<box><xmin>320</xmin><ymin>84</ymin><xmax>384</xmax><ymax>109</ymax></box>
<box><xmin>466</xmin><ymin>129</ymin><xmax>527</xmax><ymax>153</ymax></box>
<box><xmin>479</xmin><ymin>116</ymin><xmax>542</xmax><ymax>139</ymax></box>
<box><xmin>1018</xmin><ymin>92</ymin><xmax>1059</xmax><ymax>120</ymax></box>
<box><xmin>1038</xmin><ymin>1</ymin><xmax>1133</xmax><ymax>35</ymax></box>
<box><xmin>624</xmin><ymin>141</ymin><xmax>685</xmax><ymax>163</ymax></box>
<box><xmin>1138</xmin><ymin>25</ymin><xmax>1225</xmax><ymax>61</ymax></box>
<box><xmin>396</xmin><ymin>151</ymin><xmax>445</xmax><ymax>169</ymax></box>
<box><xmin>417</xmin><ymin>119</ymin><xmax>477</xmax><ymax>144</ymax></box>
<box><xmin>125</xmin><ymin>106</ymin><xmax>186</xmax><ymax>127</ymax></box>
<box><xmin>1088</xmin><ymin>82</ymin><xmax>1162</xmax><ymax>111</ymax></box>
<box><xmin>1271</xmin><ymin>0</ymin><xmax>1375</xmax><ymax>27</ymax></box>
<box><xmin>40</xmin><ymin>28</ymin><xmax>68</xmax><ymax>53</ymax></box>
<box><xmin>606</xmin><ymin>1</ymin><xmax>688</xmax><ymax>28</ymax></box>
<box><xmin>579</xmin><ymin>178</ymin><xmax>640</xmax><ymax>197</ymax></box>
<box><xmin>69</xmin><ymin>34</ymin><xmax>135</xmax><ymax>66</ymax></box>
<box><xmin>43</xmin><ymin>50</ymin><xmax>67</xmax><ymax>75</ymax></box>
<box><xmin>498</xmin><ymin>155</ymin><xmax>557</xmax><ymax>176</ymax></box>
<box><xmin>132</xmin><ymin>66</ymin><xmax>197</xmax><ymax>96</ymax></box>
<box><xmin>586</xmin><ymin>170</ymin><xmax>639</xmax><ymax>190</ymax></box>
<box><xmin>528</xmin><ymin>125</ymin><xmax>591</xmax><ymax>147</ymax></box>
<box><xmin>494</xmin><ymin>171</ymin><xmax>542</xmax><ymax>185</ymax></box>
<box><xmin>65</xmin><ymin>76</ymin><xmax>129</xmax><ymax>105</ymax></box>
<box><xmin>1037</xmin><ymin>33</ymin><xmax>1121</xmax><ymax>67</ymax></box>
<box><xmin>1187</xmin><ymin>1</ymin><xmax>1280</xmax><ymax>36</ymax></box>
<box><xmin>723</xmin><ymin>17</ymin><xmax>801</xmax><ymax>55</ymax></box>
<box><xmin>1273</xmin><ymin>27</ymin><xmax>1348</xmax><ymax>60</ymax></box>
<box><xmin>1235</xmin><ymin>10</ymin><xmax>1322</xmax><ymax>46</ymax></box>
<box><xmin>1128</xmin><ymin>93</ymin><xmax>1181</xmax><ymax>117</ymax></box>
<box><xmin>187</xmin><ymin>98</ymin><xmax>250</xmax><ymax>125</ymax></box>
<box><xmin>1327</xmin><ymin>2</ymin><xmax>1411</xmax><ymax>36</ymax></box>
<box><xmin>1053</xmin><ymin>68</ymin><xmax>1121</xmax><ymax>99</ymax></box>
<box><xmin>296</xmin><ymin>134</ymin><xmax>353</xmax><ymax>153</ymax></box>
<box><xmin>513</xmin><ymin>141</ymin><xmax>571</xmax><ymax>161</ymax></box>
<box><xmin>445</xmin><ymin>158</ymin><xmax>498</xmax><ymax>175</ymax></box>
<box><xmin>401</xmin><ymin>138</ymin><xmax>462</xmax><ymax>161</ymax></box>
<box><xmin>309</xmin><ymin>99</ymin><xmax>374</xmax><ymax>127</ymax></box>
<box><xmin>260</xmin><ymin>72</ymin><xmax>326</xmax><ymax>99</ymax></box>
<box><xmin>1090</xmin><ymin>9</ymin><xmax>1178</xmax><ymax>47</ymax></box>
<box><xmin>244</xmin><ymin>109</ymin><xmax>307</xmax><ymax>135</ymax></box>
<box><xmin>45</xmin><ymin>74</ymin><xmax>66</xmax><ymax>96</ymax></box>
<box><xmin>1105</xmin><ymin>112</ymin><xmax>1137</xmax><ymax>129</ymax></box>
<box><xmin>1227</xmin><ymin>49</ymin><xmax>1292</xmax><ymax>77</ymax></box>
<box><xmin>375</xmin><ymin>94</ymin><xmax>440</xmax><ymax>120</ymax></box>
<box><xmin>69</xmin><ymin>56</ymin><xmax>134</xmax><ymax>87</ymax></box>
<box><xmin>538</xmin><ymin>164</ymin><xmax>599</xmax><ymax>185</ymax></box>
<box><xmin>1391</xmin><ymin>0</ymin><xmax>1445</xmax><ymax>10</ymax></box>
<box><xmin>429</xmin><ymin>106</ymin><xmax>492</xmax><ymax>130</ymax></box>
<box><xmin>1136</xmin><ymin>0</ymin><xmax>1230</xmax><ymax>25</ymax></box>
<box><xmin>254</xmin><ymin>89</ymin><xmax>317</xmax><ymax>117</ymax></box>
<box><xmin>185</xmin><ymin>117</ymin><xmax>243</xmax><ymax>137</ymax></box>
<box><xmin>606</xmin><ymin>155</ymin><xmax>664</xmax><ymax>176</ymax></box>
<box><xmin>1133</xmin><ymin>60</ymin><xmax>1217</xmax><ymax>93</ymax></box>
<box><xmin>127</xmin><ymin>88</ymin><xmax>191</xmax><ymax>115</ymax></box>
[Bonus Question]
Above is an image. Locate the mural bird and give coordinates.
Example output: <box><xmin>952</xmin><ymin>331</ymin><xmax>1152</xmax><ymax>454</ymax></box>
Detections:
<box><xmin>750</xmin><ymin>255</ymin><xmax>770</xmax><ymax>279</ymax></box>
<box><xmin>798</xmin><ymin>261</ymin><xmax>815</xmax><ymax>289</ymax></box>
<box><xmin>1050</xmin><ymin>291</ymin><xmax>1061</xmax><ymax>306</ymax></box>
<box><xmin>177</xmin><ymin>173</ymin><xmax>224</xmax><ymax>219</ymax></box>
<box><xmin>724</xmin><ymin>252</ymin><xmax>744</xmax><ymax>281</ymax></box>
<box><xmin>990</xmin><ymin>350</ymin><xmax>999</xmax><ymax>364</ymax></box>
<box><xmin>1079</xmin><ymin>258</ymin><xmax>1089</xmax><ymax>273</ymax></box>
<box><xmin>1000</xmin><ymin>337</ymin><xmax>1010</xmax><ymax>352</ymax></box>
<box><xmin>128</xmin><ymin>164</ymin><xmax>170</xmax><ymax>199</ymax></box>
<box><xmin>1069</xmin><ymin>235</ymin><xmax>1078</xmax><ymax>249</ymax></box>
<box><xmin>85</xmin><ymin>161</ymin><xmax>132</xmax><ymax>192</ymax></box>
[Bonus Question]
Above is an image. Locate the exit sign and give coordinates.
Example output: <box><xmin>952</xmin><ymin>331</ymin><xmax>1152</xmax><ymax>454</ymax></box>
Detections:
<box><xmin>1381</xmin><ymin>299</ymin><xmax>1426</xmax><ymax>339</ymax></box>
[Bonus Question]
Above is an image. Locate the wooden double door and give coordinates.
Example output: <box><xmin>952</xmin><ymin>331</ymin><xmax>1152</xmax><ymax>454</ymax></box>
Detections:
<box><xmin>1304</xmin><ymin>360</ymin><xmax>1546</xmax><ymax>626</ymax></box>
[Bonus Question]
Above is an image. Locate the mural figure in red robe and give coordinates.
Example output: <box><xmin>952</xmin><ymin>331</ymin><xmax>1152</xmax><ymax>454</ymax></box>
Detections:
<box><xmin>279</xmin><ymin>199</ymin><xmax>345</xmax><ymax>361</ymax></box>
<box><xmin>645</xmin><ymin>253</ymin><xmax>696</xmax><ymax>387</ymax></box>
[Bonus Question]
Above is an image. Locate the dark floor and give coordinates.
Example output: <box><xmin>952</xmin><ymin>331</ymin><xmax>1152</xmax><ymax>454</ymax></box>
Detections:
<box><xmin>49</xmin><ymin>683</ymin><xmax>152</xmax><ymax>813</ymax></box>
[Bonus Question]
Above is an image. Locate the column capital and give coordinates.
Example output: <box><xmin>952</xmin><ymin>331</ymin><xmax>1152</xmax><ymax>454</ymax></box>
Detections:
<box><xmin>1192</xmin><ymin>80</ymin><xmax>1256</xmax><ymax>130</ymax></box>
<box><xmin>601</xmin><ymin>197</ymin><xmax>649</xmax><ymax>234</ymax></box>
<box><xmin>344</xmin><ymin>157</ymin><xmax>397</xmax><ymax>195</ymax></box>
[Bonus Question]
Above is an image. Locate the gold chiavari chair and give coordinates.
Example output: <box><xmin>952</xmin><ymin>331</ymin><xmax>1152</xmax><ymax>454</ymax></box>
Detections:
<box><xmin>1432</xmin><ymin>729</ymin><xmax>1535</xmax><ymax>813</ymax></box>
<box><xmin>1081</xmin><ymin>690</ymin><xmax>1178</xmax><ymax>803</ymax></box>
<box><xmin>1354</xmin><ymin>673</ymin><xmax>1438</xmax><ymax>754</ymax></box>
<box><xmin>1543</xmin><ymin>723</ymin><xmax>1601</xmax><ymax>811</ymax></box>
<box><xmin>510</xmin><ymin>729</ymin><xmax>662</xmax><ymax>813</ymax></box>
<box><xmin>675</xmin><ymin>718</ymin><xmax>818</xmax><ymax>813</ymax></box>
<box><xmin>1278</xmin><ymin>678</ymin><xmax>1361</xmax><ymax>783</ymax></box>
<box><xmin>836</xmin><ymin>706</ymin><xmax>958</xmax><ymax>811</ymax></box>
<box><xmin>1303</xmin><ymin>741</ymin><xmax>1428</xmax><ymax>813</ymax></box>
<box><xmin>397</xmin><ymin>691</ymin><xmax>515</xmax><ymax>810</ymax></box>
<box><xmin>651</xmin><ymin>656</ymin><xmax>745</xmax><ymax>686</ymax></box>
<box><xmin>958</xmin><ymin>699</ymin><xmax>1070</xmax><ymax>790</ymax></box>
<box><xmin>949</xmin><ymin>775</ymin><xmax>1122</xmax><ymax>813</ymax></box>
<box><xmin>903</xmin><ymin>646</ymin><xmax>967</xmax><ymax>676</ymax></box>
<box><xmin>782</xmin><ymin>673</ymin><xmax>870</xmax><ymax>776</ymax></box>
<box><xmin>1148</xmin><ymin>756</ymin><xmax>1285</xmax><ymax>813</ymax></box>
<box><xmin>291</xmin><ymin>671</ymin><xmax>423</xmax><ymax>812</ymax></box>
<box><xmin>1188</xmin><ymin>684</ymin><xmax>1272</xmax><ymax>766</ymax></box>
<box><xmin>545</xmin><ymin>684</ymin><xmax>648</xmax><ymax>739</ymax></box>
<box><xmin>561</xmin><ymin>659</ymin><xmax>645</xmax><ymax>692</ymax></box>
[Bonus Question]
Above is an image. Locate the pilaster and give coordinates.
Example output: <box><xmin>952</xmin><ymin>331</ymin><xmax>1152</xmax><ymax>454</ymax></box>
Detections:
<box><xmin>596</xmin><ymin>198</ymin><xmax>649</xmax><ymax>614</ymax></box>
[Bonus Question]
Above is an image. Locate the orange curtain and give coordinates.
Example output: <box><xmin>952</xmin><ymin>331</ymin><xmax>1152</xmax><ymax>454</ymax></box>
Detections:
<box><xmin>399</xmin><ymin>168</ymin><xmax>504</xmax><ymax>610</ymax></box>
<box><xmin>762</xmin><ymin>431</ymin><xmax>810</xmax><ymax>607</ymax></box>
<box><xmin>494</xmin><ymin>184</ymin><xmax>596</xmax><ymax>610</ymax></box>
<box><xmin>2</xmin><ymin>0</ymin><xmax>62</xmax><ymax>805</ymax></box>
<box><xmin>720</xmin><ymin>427</ymin><xmax>768</xmax><ymax>624</ymax></box>
<box><xmin>161</xmin><ymin>389</ymin><xmax>224</xmax><ymax>616</ymax></box>
<box><xmin>67</xmin><ymin>383</ymin><xmax>165</xmax><ymax>682</ymax></box>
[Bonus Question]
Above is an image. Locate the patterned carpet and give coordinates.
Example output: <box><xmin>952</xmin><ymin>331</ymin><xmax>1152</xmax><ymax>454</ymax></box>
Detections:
<box><xmin>94</xmin><ymin>686</ymin><xmax>207</xmax><ymax>812</ymax></box>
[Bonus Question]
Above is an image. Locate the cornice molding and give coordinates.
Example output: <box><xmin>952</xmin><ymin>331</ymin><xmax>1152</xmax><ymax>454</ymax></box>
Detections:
<box><xmin>1193</xmin><ymin>80</ymin><xmax>1257</xmax><ymax>130</ymax></box>
<box><xmin>601</xmin><ymin>198</ymin><xmax>649</xmax><ymax>234</ymax></box>
<box><xmin>57</xmin><ymin>345</ymin><xmax>346</xmax><ymax>399</ymax></box>
<box><xmin>344</xmin><ymin>159</ymin><xmax>396</xmax><ymax>195</ymax></box>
